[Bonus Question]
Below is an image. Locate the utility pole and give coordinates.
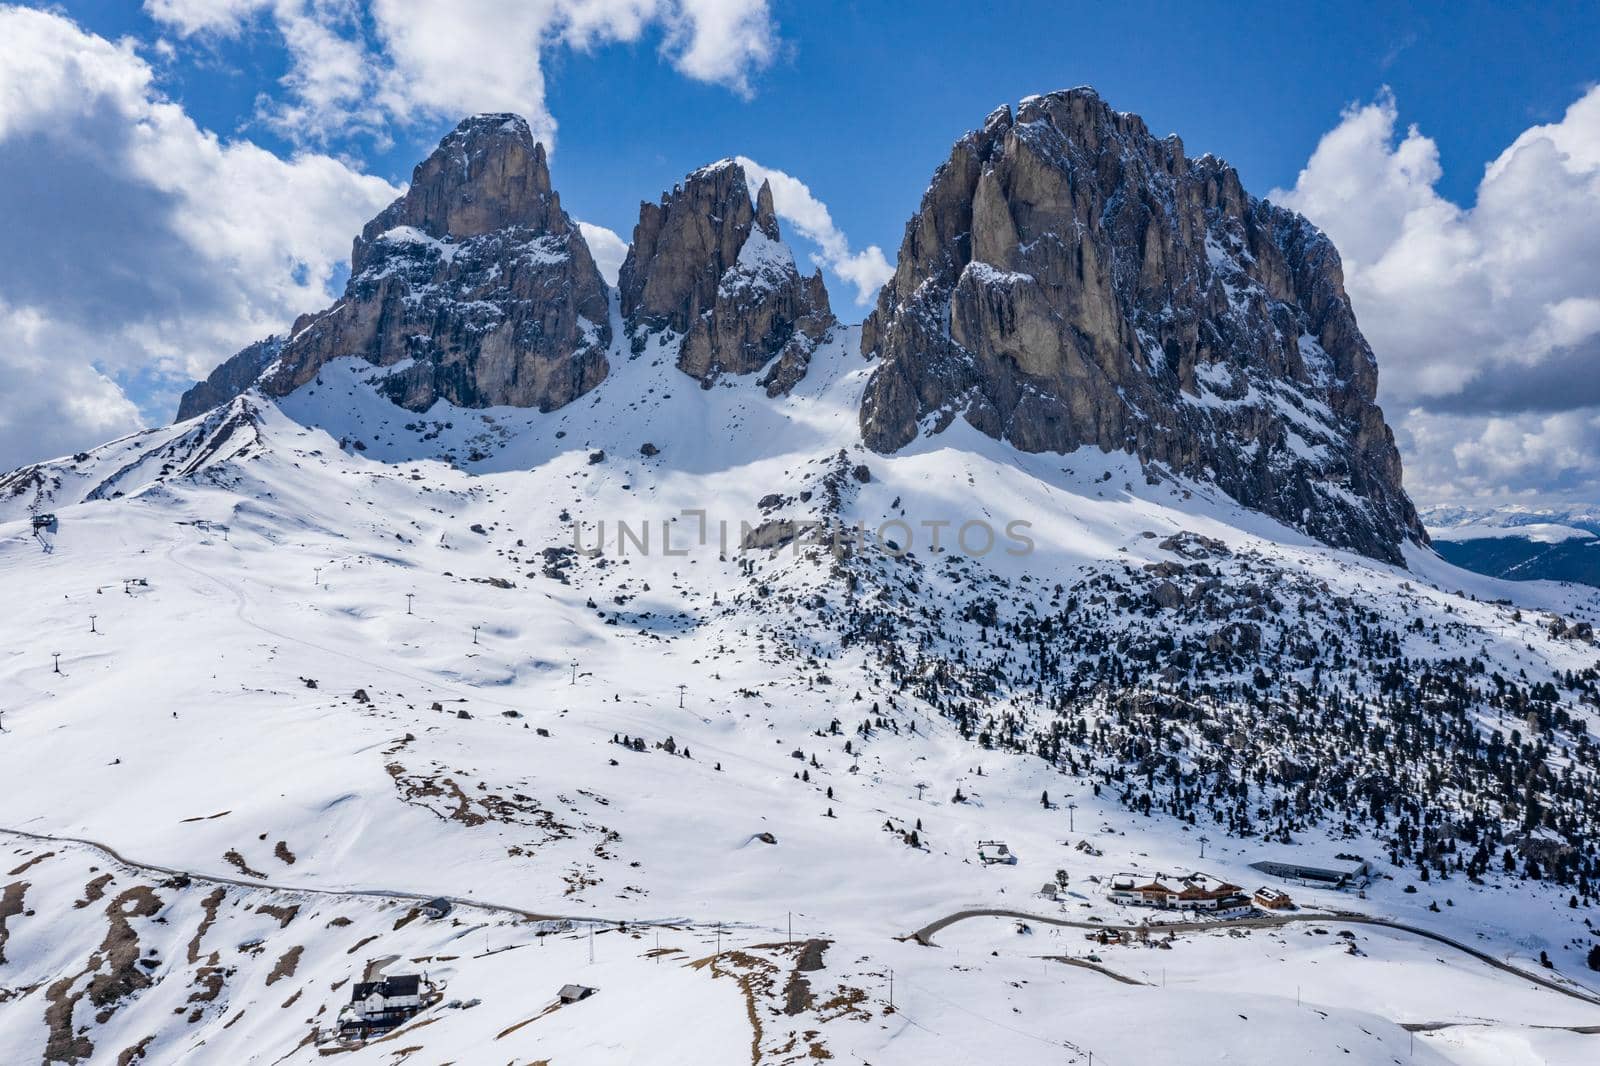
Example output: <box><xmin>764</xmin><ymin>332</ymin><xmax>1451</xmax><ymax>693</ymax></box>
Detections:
<box><xmin>677</xmin><ymin>683</ymin><xmax>687</xmax><ymax>708</ymax></box>
<box><xmin>1199</xmin><ymin>834</ymin><xmax>1210</xmax><ymax>860</ymax></box>
<box><xmin>571</xmin><ymin>659</ymin><xmax>578</xmax><ymax>685</ymax></box>
<box><xmin>472</xmin><ymin>625</ymin><xmax>481</xmax><ymax>645</ymax></box>
<box><xmin>52</xmin><ymin>652</ymin><xmax>61</xmax><ymax>674</ymax></box>
<box><xmin>1068</xmin><ymin>801</ymin><xmax>1077</xmax><ymax>833</ymax></box>
<box><xmin>588</xmin><ymin>924</ymin><xmax>594</xmax><ymax>964</ymax></box>
<box><xmin>89</xmin><ymin>614</ymin><xmax>97</xmax><ymax>634</ymax></box>
<box><xmin>313</xmin><ymin>566</ymin><xmax>322</xmax><ymax>586</ymax></box>
<box><xmin>888</xmin><ymin>968</ymin><xmax>894</xmax><ymax>1009</ymax></box>
<box><xmin>406</xmin><ymin>593</ymin><xmax>414</xmax><ymax>615</ymax></box>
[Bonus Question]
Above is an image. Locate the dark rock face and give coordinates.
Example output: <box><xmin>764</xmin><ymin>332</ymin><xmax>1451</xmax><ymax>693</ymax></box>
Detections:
<box><xmin>618</xmin><ymin>161</ymin><xmax>834</xmax><ymax>394</ymax></box>
<box><xmin>260</xmin><ymin>114</ymin><xmax>611</xmax><ymax>412</ymax></box>
<box><xmin>174</xmin><ymin>336</ymin><xmax>282</xmax><ymax>422</ymax></box>
<box><xmin>860</xmin><ymin>88</ymin><xmax>1422</xmax><ymax>563</ymax></box>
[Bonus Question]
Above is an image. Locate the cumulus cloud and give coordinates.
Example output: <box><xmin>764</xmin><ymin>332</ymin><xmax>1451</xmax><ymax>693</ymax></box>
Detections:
<box><xmin>143</xmin><ymin>0</ymin><xmax>266</xmax><ymax>35</ymax></box>
<box><xmin>734</xmin><ymin>156</ymin><xmax>893</xmax><ymax>306</ymax></box>
<box><xmin>1401</xmin><ymin>407</ymin><xmax>1600</xmax><ymax>505</ymax></box>
<box><xmin>1273</xmin><ymin>86</ymin><xmax>1600</xmax><ymax>503</ymax></box>
<box><xmin>578</xmin><ymin>221</ymin><xmax>629</xmax><ymax>286</ymax></box>
<box><xmin>0</xmin><ymin>298</ymin><xmax>144</xmax><ymax>471</ymax></box>
<box><xmin>0</xmin><ymin>5</ymin><xmax>399</xmax><ymax>469</ymax></box>
<box><xmin>667</xmin><ymin>0</ymin><xmax>776</xmax><ymax>96</ymax></box>
<box><xmin>145</xmin><ymin>0</ymin><xmax>779</xmax><ymax>146</ymax></box>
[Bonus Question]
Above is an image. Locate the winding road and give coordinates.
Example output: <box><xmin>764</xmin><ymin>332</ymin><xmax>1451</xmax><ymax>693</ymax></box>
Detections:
<box><xmin>908</xmin><ymin>906</ymin><xmax>1600</xmax><ymax>1008</ymax></box>
<box><xmin>0</xmin><ymin>824</ymin><xmax>670</xmax><ymax>931</ymax></box>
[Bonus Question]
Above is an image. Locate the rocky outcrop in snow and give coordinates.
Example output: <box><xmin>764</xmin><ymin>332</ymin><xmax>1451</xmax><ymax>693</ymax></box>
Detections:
<box><xmin>859</xmin><ymin>88</ymin><xmax>1421</xmax><ymax>563</ymax></box>
<box><xmin>618</xmin><ymin>161</ymin><xmax>835</xmax><ymax>395</ymax></box>
<box><xmin>175</xmin><ymin>336</ymin><xmax>283</xmax><ymax>422</ymax></box>
<box><xmin>259</xmin><ymin>114</ymin><xmax>611</xmax><ymax>412</ymax></box>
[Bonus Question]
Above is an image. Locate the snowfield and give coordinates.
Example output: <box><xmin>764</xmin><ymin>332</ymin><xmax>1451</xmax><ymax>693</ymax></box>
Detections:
<box><xmin>2</xmin><ymin>309</ymin><xmax>1600</xmax><ymax>1064</ymax></box>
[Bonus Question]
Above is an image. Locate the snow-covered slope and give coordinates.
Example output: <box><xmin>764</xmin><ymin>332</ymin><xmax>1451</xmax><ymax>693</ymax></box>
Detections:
<box><xmin>4</xmin><ymin>299</ymin><xmax>1600</xmax><ymax>1064</ymax></box>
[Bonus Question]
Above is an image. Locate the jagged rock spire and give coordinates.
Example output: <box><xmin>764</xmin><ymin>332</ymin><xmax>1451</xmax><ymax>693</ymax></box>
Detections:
<box><xmin>619</xmin><ymin>160</ymin><xmax>835</xmax><ymax>395</ymax></box>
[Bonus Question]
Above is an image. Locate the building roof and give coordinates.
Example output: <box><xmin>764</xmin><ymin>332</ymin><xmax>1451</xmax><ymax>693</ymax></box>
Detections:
<box><xmin>1250</xmin><ymin>856</ymin><xmax>1368</xmax><ymax>880</ymax></box>
<box><xmin>352</xmin><ymin>974</ymin><xmax>421</xmax><ymax>1001</ymax></box>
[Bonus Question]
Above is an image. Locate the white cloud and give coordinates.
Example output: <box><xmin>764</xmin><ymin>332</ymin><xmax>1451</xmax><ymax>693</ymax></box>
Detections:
<box><xmin>143</xmin><ymin>0</ymin><xmax>268</xmax><ymax>36</ymax></box>
<box><xmin>1273</xmin><ymin>86</ymin><xmax>1600</xmax><ymax>405</ymax></box>
<box><xmin>0</xmin><ymin>5</ymin><xmax>399</xmax><ymax>468</ymax></box>
<box><xmin>1401</xmin><ymin>407</ymin><xmax>1600</xmax><ymax>504</ymax></box>
<box><xmin>1273</xmin><ymin>86</ymin><xmax>1600</xmax><ymax>502</ymax></box>
<box><xmin>0</xmin><ymin>298</ymin><xmax>144</xmax><ymax>470</ymax></box>
<box><xmin>578</xmin><ymin>221</ymin><xmax>629</xmax><ymax>287</ymax></box>
<box><xmin>734</xmin><ymin>156</ymin><xmax>893</xmax><ymax>306</ymax></box>
<box><xmin>146</xmin><ymin>0</ymin><xmax>779</xmax><ymax>146</ymax></box>
<box><xmin>267</xmin><ymin>0</ymin><xmax>384</xmax><ymax>141</ymax></box>
<box><xmin>667</xmin><ymin>0</ymin><xmax>775</xmax><ymax>97</ymax></box>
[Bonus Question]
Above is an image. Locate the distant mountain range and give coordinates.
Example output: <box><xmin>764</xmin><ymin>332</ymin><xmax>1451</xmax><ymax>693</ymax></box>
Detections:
<box><xmin>1424</xmin><ymin>503</ymin><xmax>1600</xmax><ymax>587</ymax></box>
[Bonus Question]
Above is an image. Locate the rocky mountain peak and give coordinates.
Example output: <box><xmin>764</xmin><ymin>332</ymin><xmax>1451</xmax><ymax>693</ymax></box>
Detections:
<box><xmin>351</xmin><ymin>114</ymin><xmax>561</xmax><ymax>273</ymax></box>
<box><xmin>860</xmin><ymin>87</ymin><xmax>1422</xmax><ymax>563</ymax></box>
<box><xmin>258</xmin><ymin>114</ymin><xmax>610</xmax><ymax>412</ymax></box>
<box><xmin>619</xmin><ymin>160</ymin><xmax>835</xmax><ymax>395</ymax></box>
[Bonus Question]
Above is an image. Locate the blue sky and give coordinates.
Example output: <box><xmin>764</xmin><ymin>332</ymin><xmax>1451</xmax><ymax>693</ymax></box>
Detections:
<box><xmin>1</xmin><ymin>1</ymin><xmax>1598</xmax><ymax>505</ymax></box>
<box><xmin>57</xmin><ymin>0</ymin><xmax>1600</xmax><ymax>260</ymax></box>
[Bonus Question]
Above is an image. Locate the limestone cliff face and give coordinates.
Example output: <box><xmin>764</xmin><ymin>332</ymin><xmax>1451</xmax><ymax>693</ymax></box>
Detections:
<box><xmin>860</xmin><ymin>88</ymin><xmax>1422</xmax><ymax>563</ymax></box>
<box><xmin>618</xmin><ymin>161</ymin><xmax>835</xmax><ymax>395</ymax></box>
<box><xmin>175</xmin><ymin>336</ymin><xmax>282</xmax><ymax>422</ymax></box>
<box><xmin>259</xmin><ymin>114</ymin><xmax>611</xmax><ymax>412</ymax></box>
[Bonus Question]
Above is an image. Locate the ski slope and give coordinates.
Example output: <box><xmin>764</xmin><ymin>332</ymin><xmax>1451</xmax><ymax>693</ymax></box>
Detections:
<box><xmin>2</xmin><ymin>311</ymin><xmax>1599</xmax><ymax>1064</ymax></box>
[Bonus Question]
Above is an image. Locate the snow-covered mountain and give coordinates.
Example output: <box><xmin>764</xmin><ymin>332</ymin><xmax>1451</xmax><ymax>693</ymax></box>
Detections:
<box><xmin>3</xmin><ymin>94</ymin><xmax>1600</xmax><ymax>1066</ymax></box>
<box><xmin>1424</xmin><ymin>503</ymin><xmax>1600</xmax><ymax>588</ymax></box>
<box><xmin>860</xmin><ymin>89</ymin><xmax>1421</xmax><ymax>564</ymax></box>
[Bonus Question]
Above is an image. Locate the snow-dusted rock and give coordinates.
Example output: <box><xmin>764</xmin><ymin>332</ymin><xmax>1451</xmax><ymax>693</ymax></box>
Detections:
<box><xmin>619</xmin><ymin>160</ymin><xmax>835</xmax><ymax>394</ymax></box>
<box><xmin>860</xmin><ymin>88</ymin><xmax>1421</xmax><ymax>564</ymax></box>
<box><xmin>174</xmin><ymin>336</ymin><xmax>283</xmax><ymax>423</ymax></box>
<box><xmin>258</xmin><ymin>114</ymin><xmax>612</xmax><ymax>413</ymax></box>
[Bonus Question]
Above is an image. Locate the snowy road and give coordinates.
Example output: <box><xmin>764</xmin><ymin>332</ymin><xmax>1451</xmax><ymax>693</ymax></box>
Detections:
<box><xmin>0</xmin><ymin>824</ymin><xmax>679</xmax><ymax>930</ymax></box>
<box><xmin>910</xmin><ymin>906</ymin><xmax>1600</xmax><ymax>1008</ymax></box>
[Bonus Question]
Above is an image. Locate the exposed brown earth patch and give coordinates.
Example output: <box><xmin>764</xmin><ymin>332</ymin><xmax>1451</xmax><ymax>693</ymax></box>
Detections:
<box><xmin>257</xmin><ymin>903</ymin><xmax>300</xmax><ymax>929</ymax></box>
<box><xmin>222</xmin><ymin>850</ymin><xmax>266</xmax><ymax>878</ymax></box>
<box><xmin>42</xmin><ymin>885</ymin><xmax>164</xmax><ymax>1064</ymax></box>
<box><xmin>114</xmin><ymin>1035</ymin><xmax>153</xmax><ymax>1065</ymax></box>
<box><xmin>74</xmin><ymin>873</ymin><xmax>114</xmax><ymax>909</ymax></box>
<box><xmin>7</xmin><ymin>851</ymin><xmax>54</xmax><ymax>875</ymax></box>
<box><xmin>186</xmin><ymin>887</ymin><xmax>226</xmax><ymax>964</ymax></box>
<box><xmin>266</xmin><ymin>945</ymin><xmax>303</xmax><ymax>986</ymax></box>
<box><xmin>0</xmin><ymin>879</ymin><xmax>28</xmax><ymax>964</ymax></box>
